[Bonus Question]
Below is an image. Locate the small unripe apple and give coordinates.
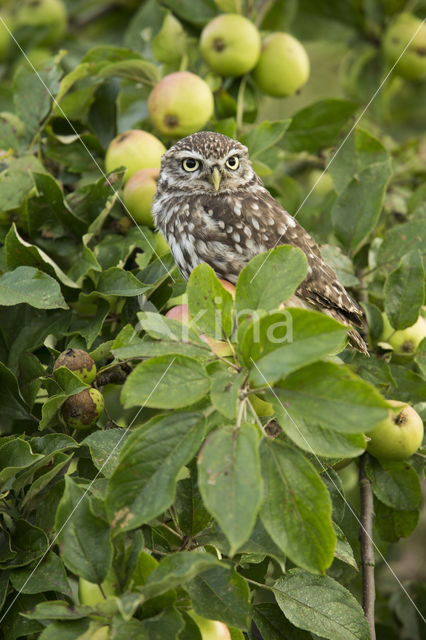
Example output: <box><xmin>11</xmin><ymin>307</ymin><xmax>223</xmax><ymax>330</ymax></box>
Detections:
<box><xmin>79</xmin><ymin>573</ymin><xmax>117</xmax><ymax>607</ymax></box>
<box><xmin>253</xmin><ymin>32</ymin><xmax>310</xmax><ymax>96</ymax></box>
<box><xmin>188</xmin><ymin>610</ymin><xmax>231</xmax><ymax>640</ymax></box>
<box><xmin>123</xmin><ymin>168</ymin><xmax>159</xmax><ymax>227</ymax></box>
<box><xmin>367</xmin><ymin>400</ymin><xmax>424</xmax><ymax>460</ymax></box>
<box><xmin>305</xmin><ymin>169</ymin><xmax>334</xmax><ymax>196</ymax></box>
<box><xmin>14</xmin><ymin>0</ymin><xmax>67</xmax><ymax>45</ymax></box>
<box><xmin>148</xmin><ymin>71</ymin><xmax>214</xmax><ymax>138</ymax></box>
<box><xmin>62</xmin><ymin>388</ymin><xmax>104</xmax><ymax>430</ymax></box>
<box><xmin>200</xmin><ymin>14</ymin><xmax>261</xmax><ymax>77</ymax></box>
<box><xmin>381</xmin><ymin>313</ymin><xmax>426</xmax><ymax>356</ymax></box>
<box><xmin>105</xmin><ymin>130</ymin><xmax>166</xmax><ymax>183</ymax></box>
<box><xmin>383</xmin><ymin>13</ymin><xmax>426</xmax><ymax>81</ymax></box>
<box><xmin>54</xmin><ymin>348</ymin><xmax>97</xmax><ymax>384</ymax></box>
<box><xmin>154</xmin><ymin>231</ymin><xmax>170</xmax><ymax>256</ymax></box>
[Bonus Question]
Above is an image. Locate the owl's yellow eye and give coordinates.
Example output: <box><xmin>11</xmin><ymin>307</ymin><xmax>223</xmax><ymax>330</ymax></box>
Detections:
<box><xmin>182</xmin><ymin>158</ymin><xmax>200</xmax><ymax>172</ymax></box>
<box><xmin>225</xmin><ymin>156</ymin><xmax>239</xmax><ymax>170</ymax></box>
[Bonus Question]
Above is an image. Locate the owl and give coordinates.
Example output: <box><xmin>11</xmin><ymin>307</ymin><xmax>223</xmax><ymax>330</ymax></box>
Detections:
<box><xmin>152</xmin><ymin>131</ymin><xmax>368</xmax><ymax>355</ymax></box>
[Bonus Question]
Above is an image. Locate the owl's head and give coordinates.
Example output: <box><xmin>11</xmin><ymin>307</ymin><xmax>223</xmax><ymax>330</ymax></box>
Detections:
<box><xmin>157</xmin><ymin>132</ymin><xmax>256</xmax><ymax>194</ymax></box>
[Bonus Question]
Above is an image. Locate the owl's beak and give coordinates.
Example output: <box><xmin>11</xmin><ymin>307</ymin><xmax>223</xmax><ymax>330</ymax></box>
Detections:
<box><xmin>211</xmin><ymin>167</ymin><xmax>221</xmax><ymax>191</ymax></box>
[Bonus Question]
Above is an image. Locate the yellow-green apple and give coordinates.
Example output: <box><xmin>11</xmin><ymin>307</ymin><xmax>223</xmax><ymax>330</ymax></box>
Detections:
<box><xmin>367</xmin><ymin>400</ymin><xmax>424</xmax><ymax>460</ymax></box>
<box><xmin>253</xmin><ymin>32</ymin><xmax>310</xmax><ymax>96</ymax></box>
<box><xmin>154</xmin><ymin>231</ymin><xmax>170</xmax><ymax>256</ymax></box>
<box><xmin>14</xmin><ymin>0</ymin><xmax>67</xmax><ymax>45</ymax></box>
<box><xmin>62</xmin><ymin>388</ymin><xmax>104</xmax><ymax>430</ymax></box>
<box><xmin>105</xmin><ymin>130</ymin><xmax>166</xmax><ymax>183</ymax></box>
<box><xmin>383</xmin><ymin>13</ymin><xmax>426</xmax><ymax>81</ymax></box>
<box><xmin>165</xmin><ymin>304</ymin><xmax>191</xmax><ymax>325</ymax></box>
<box><xmin>54</xmin><ymin>348</ymin><xmax>97</xmax><ymax>384</ymax></box>
<box><xmin>381</xmin><ymin>313</ymin><xmax>426</xmax><ymax>356</ymax></box>
<box><xmin>306</xmin><ymin>169</ymin><xmax>334</xmax><ymax>196</ymax></box>
<box><xmin>200</xmin><ymin>14</ymin><xmax>261</xmax><ymax>76</ymax></box>
<box><xmin>123</xmin><ymin>168</ymin><xmax>159</xmax><ymax>227</ymax></box>
<box><xmin>148</xmin><ymin>71</ymin><xmax>214</xmax><ymax>137</ymax></box>
<box><xmin>188</xmin><ymin>610</ymin><xmax>231</xmax><ymax>640</ymax></box>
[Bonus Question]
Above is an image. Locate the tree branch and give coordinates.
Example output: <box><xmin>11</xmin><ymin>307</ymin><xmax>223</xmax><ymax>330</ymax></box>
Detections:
<box><xmin>359</xmin><ymin>453</ymin><xmax>376</xmax><ymax>640</ymax></box>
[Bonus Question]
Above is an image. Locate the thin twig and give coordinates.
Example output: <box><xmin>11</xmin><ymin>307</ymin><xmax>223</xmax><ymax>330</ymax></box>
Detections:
<box><xmin>359</xmin><ymin>453</ymin><xmax>376</xmax><ymax>640</ymax></box>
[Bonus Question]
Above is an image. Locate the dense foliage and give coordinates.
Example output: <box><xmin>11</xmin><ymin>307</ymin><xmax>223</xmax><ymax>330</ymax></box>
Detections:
<box><xmin>0</xmin><ymin>1</ymin><xmax>425</xmax><ymax>639</ymax></box>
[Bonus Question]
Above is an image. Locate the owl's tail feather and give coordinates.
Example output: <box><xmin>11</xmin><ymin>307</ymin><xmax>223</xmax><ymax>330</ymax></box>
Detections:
<box><xmin>348</xmin><ymin>329</ymin><xmax>369</xmax><ymax>356</ymax></box>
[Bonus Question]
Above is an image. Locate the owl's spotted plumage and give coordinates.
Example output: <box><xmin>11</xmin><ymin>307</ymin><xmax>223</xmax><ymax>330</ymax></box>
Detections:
<box><xmin>153</xmin><ymin>131</ymin><xmax>368</xmax><ymax>355</ymax></box>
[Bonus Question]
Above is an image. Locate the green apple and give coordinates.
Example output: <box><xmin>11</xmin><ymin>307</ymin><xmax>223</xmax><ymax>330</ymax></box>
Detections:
<box><xmin>383</xmin><ymin>13</ymin><xmax>426</xmax><ymax>81</ymax></box>
<box><xmin>148</xmin><ymin>71</ymin><xmax>214</xmax><ymax>138</ymax></box>
<box><xmin>188</xmin><ymin>610</ymin><xmax>231</xmax><ymax>640</ymax></box>
<box><xmin>61</xmin><ymin>388</ymin><xmax>104</xmax><ymax>430</ymax></box>
<box><xmin>54</xmin><ymin>348</ymin><xmax>97</xmax><ymax>384</ymax></box>
<box><xmin>79</xmin><ymin>573</ymin><xmax>117</xmax><ymax>606</ymax></box>
<box><xmin>14</xmin><ymin>0</ymin><xmax>67</xmax><ymax>45</ymax></box>
<box><xmin>154</xmin><ymin>231</ymin><xmax>170</xmax><ymax>256</ymax></box>
<box><xmin>381</xmin><ymin>313</ymin><xmax>426</xmax><ymax>356</ymax></box>
<box><xmin>200</xmin><ymin>13</ymin><xmax>261</xmax><ymax>77</ymax></box>
<box><xmin>253</xmin><ymin>32</ymin><xmax>310</xmax><ymax>96</ymax></box>
<box><xmin>123</xmin><ymin>168</ymin><xmax>159</xmax><ymax>227</ymax></box>
<box><xmin>306</xmin><ymin>168</ymin><xmax>334</xmax><ymax>196</ymax></box>
<box><xmin>367</xmin><ymin>400</ymin><xmax>424</xmax><ymax>460</ymax></box>
<box><xmin>105</xmin><ymin>130</ymin><xmax>166</xmax><ymax>184</ymax></box>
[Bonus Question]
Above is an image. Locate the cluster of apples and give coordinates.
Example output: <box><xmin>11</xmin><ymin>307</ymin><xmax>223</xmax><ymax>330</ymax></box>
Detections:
<box><xmin>383</xmin><ymin>12</ymin><xmax>426</xmax><ymax>81</ymax></box>
<box><xmin>53</xmin><ymin>348</ymin><xmax>104</xmax><ymax>431</ymax></box>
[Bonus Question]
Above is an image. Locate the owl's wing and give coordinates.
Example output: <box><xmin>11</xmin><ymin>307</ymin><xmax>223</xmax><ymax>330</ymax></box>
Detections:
<box><xmin>243</xmin><ymin>190</ymin><xmax>365</xmax><ymax>329</ymax></box>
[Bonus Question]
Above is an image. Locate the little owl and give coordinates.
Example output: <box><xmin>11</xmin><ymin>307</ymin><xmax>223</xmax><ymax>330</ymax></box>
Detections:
<box><xmin>152</xmin><ymin>131</ymin><xmax>368</xmax><ymax>355</ymax></box>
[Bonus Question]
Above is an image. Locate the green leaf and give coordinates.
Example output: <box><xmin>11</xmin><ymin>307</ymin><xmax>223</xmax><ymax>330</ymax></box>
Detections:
<box><xmin>5</xmin><ymin>224</ymin><xmax>78</xmax><ymax>288</ymax></box>
<box><xmin>142</xmin><ymin>606</ymin><xmax>184</xmax><ymax>638</ymax></box>
<box><xmin>0</xmin><ymin>266</ymin><xmax>67</xmax><ymax>310</ymax></box>
<box><xmin>320</xmin><ymin>245</ymin><xmax>359</xmax><ymax>287</ymax></box>
<box><xmin>55</xmin><ymin>476</ymin><xmax>113</xmax><ymax>583</ymax></box>
<box><xmin>113</xmin><ymin>338</ymin><xmax>208</xmax><ymax>360</ymax></box>
<box><xmin>243</xmin><ymin>309</ymin><xmax>348</xmax><ymax>384</ymax></box>
<box><xmin>21</xmin><ymin>453</ymin><xmax>73</xmax><ymax>509</ymax></box>
<box><xmin>377</xmin><ymin>220</ymin><xmax>426</xmax><ymax>268</ymax></box>
<box><xmin>210</xmin><ymin>369</ymin><xmax>245</xmax><ymax>419</ymax></box>
<box><xmin>22</xmin><ymin>600</ymin><xmax>91</xmax><ymax>620</ymax></box>
<box><xmin>332</xmin><ymin>162</ymin><xmax>392</xmax><ymax>254</ymax></box>
<box><xmin>0</xmin><ymin>155</ymin><xmax>43</xmax><ymax>211</ymax></box>
<box><xmin>4</xmin><ymin>519</ymin><xmax>49</xmax><ymax>568</ymax></box>
<box><xmin>273</xmin><ymin>404</ymin><xmax>366</xmax><ymax>458</ymax></box>
<box><xmin>82</xmin><ymin>429</ymin><xmax>130</xmax><ymax>478</ymax></box>
<box><xmin>374</xmin><ymin>497</ymin><xmax>419</xmax><ymax>543</ymax></box>
<box><xmin>9</xmin><ymin>552</ymin><xmax>71</xmax><ymax>597</ymax></box>
<box><xmin>152</xmin><ymin>12</ymin><xmax>187</xmax><ymax>65</ymax></box>
<box><xmin>415</xmin><ymin>337</ymin><xmax>426</xmax><ymax>377</ymax></box>
<box><xmin>175</xmin><ymin>472</ymin><xmax>212</xmax><ymax>536</ymax></box>
<box><xmin>254</xmin><ymin>603</ymin><xmax>312</xmax><ymax>640</ymax></box>
<box><xmin>187</xmin><ymin>263</ymin><xmax>234</xmax><ymax>338</ymax></box>
<box><xmin>260</xmin><ymin>439</ymin><xmax>335</xmax><ymax>574</ymax></box>
<box><xmin>187</xmin><ymin>566</ymin><xmax>251</xmax><ymax>629</ymax></box>
<box><xmin>384</xmin><ymin>250</ymin><xmax>424</xmax><ymax>330</ymax></box>
<box><xmin>97</xmin><ymin>267</ymin><xmax>148</xmax><ymax>297</ymax></box>
<box><xmin>121</xmin><ymin>355</ymin><xmax>210</xmax><ymax>409</ymax></box>
<box><xmin>0</xmin><ymin>438</ymin><xmax>42</xmax><ymax>489</ymax></box>
<box><xmin>236</xmin><ymin>246</ymin><xmax>308</xmax><ymax>316</ymax></box>
<box><xmin>283</xmin><ymin>99</ymin><xmax>357</xmax><ymax>153</ymax></box>
<box><xmin>235</xmin><ymin>518</ymin><xmax>287</xmax><ymax>570</ymax></box>
<box><xmin>329</xmin><ymin>128</ymin><xmax>389</xmax><ymax>195</ymax></box>
<box><xmin>273</xmin><ymin>361</ymin><xmax>389</xmax><ymax>433</ymax></box>
<box><xmin>198</xmin><ymin>424</ymin><xmax>263</xmax><ymax>555</ymax></box>
<box><xmin>38</xmin><ymin>620</ymin><xmax>91</xmax><ymax>640</ymax></box>
<box><xmin>333</xmin><ymin>523</ymin><xmax>358</xmax><ymax>569</ymax></box>
<box><xmin>106</xmin><ymin>413</ymin><xmax>205</xmax><ymax>533</ymax></box>
<box><xmin>274</xmin><ymin>569</ymin><xmax>370</xmax><ymax>640</ymax></box>
<box><xmin>141</xmin><ymin>551</ymin><xmax>220</xmax><ymax>601</ymax></box>
<box><xmin>365</xmin><ymin>457</ymin><xmax>421</xmax><ymax>511</ymax></box>
<box><xmin>98</xmin><ymin>59</ymin><xmax>160</xmax><ymax>86</ymax></box>
<box><xmin>13</xmin><ymin>61</ymin><xmax>61</xmax><ymax>139</ymax></box>
<box><xmin>241</xmin><ymin>120</ymin><xmax>291</xmax><ymax>159</ymax></box>
<box><xmin>161</xmin><ymin>0</ymin><xmax>217</xmax><ymax>25</ymax></box>
<box><xmin>29</xmin><ymin>172</ymin><xmax>87</xmax><ymax>236</ymax></box>
<box><xmin>388</xmin><ymin>364</ymin><xmax>426</xmax><ymax>404</ymax></box>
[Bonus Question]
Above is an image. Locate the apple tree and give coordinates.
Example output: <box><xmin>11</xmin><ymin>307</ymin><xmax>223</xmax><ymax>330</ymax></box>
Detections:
<box><xmin>0</xmin><ymin>1</ymin><xmax>425</xmax><ymax>639</ymax></box>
